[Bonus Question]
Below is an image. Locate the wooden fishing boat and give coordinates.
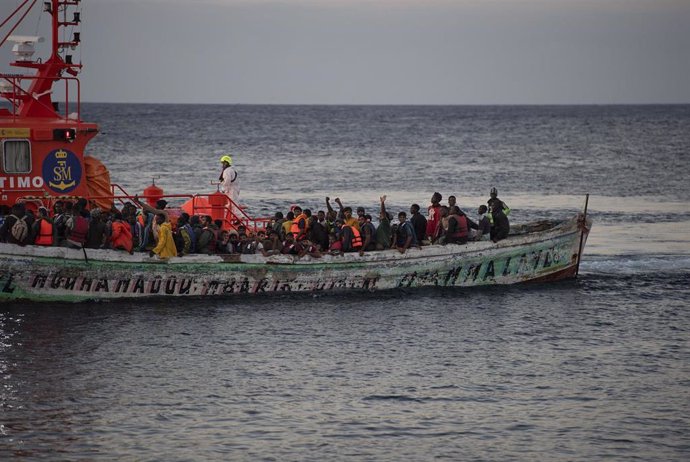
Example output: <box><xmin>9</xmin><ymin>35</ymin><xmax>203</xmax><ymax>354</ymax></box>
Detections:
<box><xmin>0</xmin><ymin>214</ymin><xmax>591</xmax><ymax>302</ymax></box>
<box><xmin>0</xmin><ymin>1</ymin><xmax>592</xmax><ymax>303</ymax></box>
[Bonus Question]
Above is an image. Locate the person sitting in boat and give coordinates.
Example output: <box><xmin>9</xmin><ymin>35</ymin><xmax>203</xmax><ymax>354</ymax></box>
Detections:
<box><xmin>358</xmin><ymin>214</ymin><xmax>377</xmax><ymax>256</ymax></box>
<box><xmin>85</xmin><ymin>208</ymin><xmax>108</xmax><ymax>249</ymax></box>
<box><xmin>445</xmin><ymin>206</ymin><xmax>469</xmax><ymax>245</ymax></box>
<box><xmin>410</xmin><ymin>204</ymin><xmax>427</xmax><ymax>246</ymax></box>
<box><xmin>174</xmin><ymin>212</ymin><xmax>196</xmax><ymax>256</ymax></box>
<box><xmin>150</xmin><ymin>213</ymin><xmax>178</xmax><ymax>259</ymax></box>
<box><xmin>281</xmin><ymin>232</ymin><xmax>304</xmax><ymax>256</ymax></box>
<box><xmin>308</xmin><ymin>214</ymin><xmax>330</xmax><ymax>252</ymax></box>
<box><xmin>215</xmin><ymin>230</ymin><xmax>231</xmax><ymax>254</ymax></box>
<box><xmin>121</xmin><ymin>202</ymin><xmax>137</xmax><ymax>221</ymax></box>
<box><xmin>325</xmin><ymin>196</ymin><xmax>337</xmax><ymax>219</ymax></box>
<box><xmin>251</xmin><ymin>229</ymin><xmax>269</xmax><ymax>254</ymax></box>
<box><xmin>0</xmin><ymin>203</ymin><xmax>31</xmax><ymax>246</ymax></box>
<box><xmin>487</xmin><ymin>187</ymin><xmax>510</xmax><ymax>222</ymax></box>
<box><xmin>196</xmin><ymin>215</ymin><xmax>218</xmax><ymax>254</ymax></box>
<box><xmin>315</xmin><ymin>210</ymin><xmax>326</xmax><ymax>227</ymax></box>
<box><xmin>356</xmin><ymin>206</ymin><xmax>366</xmax><ymax>221</ymax></box>
<box><xmin>126</xmin><ymin>214</ymin><xmax>144</xmax><ymax>251</ymax></box>
<box><xmin>340</xmin><ymin>220</ymin><xmax>363</xmax><ymax>253</ymax></box>
<box><xmin>239</xmin><ymin>230</ymin><xmax>259</xmax><ymax>254</ymax></box>
<box><xmin>447</xmin><ymin>195</ymin><xmax>457</xmax><ymax>209</ymax></box>
<box><xmin>281</xmin><ymin>211</ymin><xmax>294</xmax><ymax>240</ymax></box>
<box><xmin>270</xmin><ymin>212</ymin><xmax>285</xmax><ymax>239</ymax></box>
<box><xmin>64</xmin><ymin>209</ymin><xmax>89</xmax><ymax>250</ymax></box>
<box><xmin>223</xmin><ymin>231</ymin><xmax>240</xmax><ymax>254</ymax></box>
<box><xmin>472</xmin><ymin>205</ymin><xmax>491</xmax><ymax>241</ymax></box>
<box><xmin>490</xmin><ymin>201</ymin><xmax>510</xmax><ymax>243</ymax></box>
<box><xmin>32</xmin><ymin>207</ymin><xmax>54</xmax><ymax>247</ymax></box>
<box><xmin>426</xmin><ymin>192</ymin><xmax>442</xmax><ymax>241</ymax></box>
<box><xmin>431</xmin><ymin>205</ymin><xmax>450</xmax><ymax>244</ymax></box>
<box><xmin>375</xmin><ymin>195</ymin><xmax>393</xmax><ymax>250</ymax></box>
<box><xmin>395</xmin><ymin>211</ymin><xmax>418</xmax><ymax>254</ymax></box>
<box><xmin>259</xmin><ymin>229</ymin><xmax>282</xmax><ymax>256</ymax></box>
<box><xmin>328</xmin><ymin>226</ymin><xmax>344</xmax><ymax>255</ymax></box>
<box><xmin>333</xmin><ymin>197</ymin><xmax>360</xmax><ymax>231</ymax></box>
<box><xmin>324</xmin><ymin>206</ymin><xmax>338</xmax><ymax>235</ymax></box>
<box><xmin>297</xmin><ymin>238</ymin><xmax>323</xmax><ymax>258</ymax></box>
<box><xmin>219</xmin><ymin>155</ymin><xmax>239</xmax><ymax>206</ymax></box>
<box><xmin>290</xmin><ymin>206</ymin><xmax>310</xmax><ymax>241</ymax></box>
<box><xmin>110</xmin><ymin>212</ymin><xmax>134</xmax><ymax>254</ymax></box>
<box><xmin>50</xmin><ymin>201</ymin><xmax>68</xmax><ymax>247</ymax></box>
<box><xmin>133</xmin><ymin>196</ymin><xmax>169</xmax><ymax>250</ymax></box>
<box><xmin>0</xmin><ymin>205</ymin><xmax>8</xmax><ymax>231</ymax></box>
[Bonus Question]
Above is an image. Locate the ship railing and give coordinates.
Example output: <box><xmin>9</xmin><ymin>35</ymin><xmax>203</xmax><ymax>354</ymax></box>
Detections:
<box><xmin>0</xmin><ymin>73</ymin><xmax>82</xmax><ymax>121</ymax></box>
<box><xmin>107</xmin><ymin>185</ymin><xmax>271</xmax><ymax>232</ymax></box>
<box><xmin>16</xmin><ymin>190</ymin><xmax>270</xmax><ymax>233</ymax></box>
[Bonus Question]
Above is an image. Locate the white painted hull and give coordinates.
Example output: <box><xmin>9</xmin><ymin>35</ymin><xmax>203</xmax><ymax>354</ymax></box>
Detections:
<box><xmin>0</xmin><ymin>214</ymin><xmax>591</xmax><ymax>302</ymax></box>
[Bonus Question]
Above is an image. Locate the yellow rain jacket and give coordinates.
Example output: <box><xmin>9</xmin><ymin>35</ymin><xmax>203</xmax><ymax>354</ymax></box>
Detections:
<box><xmin>152</xmin><ymin>222</ymin><xmax>178</xmax><ymax>259</ymax></box>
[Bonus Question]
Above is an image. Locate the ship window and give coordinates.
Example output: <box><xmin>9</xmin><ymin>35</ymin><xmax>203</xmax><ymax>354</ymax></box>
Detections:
<box><xmin>2</xmin><ymin>139</ymin><xmax>31</xmax><ymax>174</ymax></box>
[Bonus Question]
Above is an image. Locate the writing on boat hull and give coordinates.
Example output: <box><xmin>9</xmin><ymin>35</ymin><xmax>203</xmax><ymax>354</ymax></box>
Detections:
<box><xmin>397</xmin><ymin>244</ymin><xmax>569</xmax><ymax>287</ymax></box>
<box><xmin>0</xmin><ymin>242</ymin><xmax>573</xmax><ymax>299</ymax></box>
<box><xmin>0</xmin><ymin>271</ymin><xmax>382</xmax><ymax>297</ymax></box>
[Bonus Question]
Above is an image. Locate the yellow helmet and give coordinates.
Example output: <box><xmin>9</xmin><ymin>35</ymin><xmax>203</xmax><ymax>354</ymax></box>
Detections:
<box><xmin>220</xmin><ymin>155</ymin><xmax>232</xmax><ymax>164</ymax></box>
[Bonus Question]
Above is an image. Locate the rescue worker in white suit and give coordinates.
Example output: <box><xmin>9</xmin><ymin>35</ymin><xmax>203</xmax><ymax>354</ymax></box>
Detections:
<box><xmin>219</xmin><ymin>155</ymin><xmax>239</xmax><ymax>205</ymax></box>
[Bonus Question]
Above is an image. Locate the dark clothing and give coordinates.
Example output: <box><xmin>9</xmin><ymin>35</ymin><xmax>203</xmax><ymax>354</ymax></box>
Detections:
<box><xmin>281</xmin><ymin>241</ymin><xmax>303</xmax><ymax>255</ymax></box>
<box><xmin>375</xmin><ymin>216</ymin><xmax>392</xmax><ymax>249</ymax></box>
<box><xmin>239</xmin><ymin>239</ymin><xmax>258</xmax><ymax>254</ymax></box>
<box><xmin>490</xmin><ymin>209</ymin><xmax>510</xmax><ymax>242</ymax></box>
<box><xmin>85</xmin><ymin>220</ymin><xmax>107</xmax><ymax>249</ymax></box>
<box><xmin>341</xmin><ymin>226</ymin><xmax>356</xmax><ymax>252</ymax></box>
<box><xmin>476</xmin><ymin>215</ymin><xmax>491</xmax><ymax>239</ymax></box>
<box><xmin>395</xmin><ymin>221</ymin><xmax>418</xmax><ymax>247</ymax></box>
<box><xmin>446</xmin><ymin>214</ymin><xmax>468</xmax><ymax>245</ymax></box>
<box><xmin>197</xmin><ymin>226</ymin><xmax>217</xmax><ymax>254</ymax></box>
<box><xmin>410</xmin><ymin>213</ymin><xmax>427</xmax><ymax>243</ymax></box>
<box><xmin>360</xmin><ymin>221</ymin><xmax>377</xmax><ymax>251</ymax></box>
<box><xmin>0</xmin><ymin>214</ymin><xmax>28</xmax><ymax>245</ymax></box>
<box><xmin>309</xmin><ymin>221</ymin><xmax>329</xmax><ymax>251</ymax></box>
<box><xmin>488</xmin><ymin>197</ymin><xmax>507</xmax><ymax>211</ymax></box>
<box><xmin>53</xmin><ymin>213</ymin><xmax>68</xmax><ymax>246</ymax></box>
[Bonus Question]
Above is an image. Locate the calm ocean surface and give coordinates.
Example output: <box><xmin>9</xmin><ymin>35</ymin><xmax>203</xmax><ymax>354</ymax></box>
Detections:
<box><xmin>2</xmin><ymin>104</ymin><xmax>689</xmax><ymax>460</ymax></box>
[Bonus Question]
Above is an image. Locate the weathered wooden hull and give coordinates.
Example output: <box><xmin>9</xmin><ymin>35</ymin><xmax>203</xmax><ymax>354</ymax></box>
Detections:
<box><xmin>0</xmin><ymin>214</ymin><xmax>591</xmax><ymax>303</ymax></box>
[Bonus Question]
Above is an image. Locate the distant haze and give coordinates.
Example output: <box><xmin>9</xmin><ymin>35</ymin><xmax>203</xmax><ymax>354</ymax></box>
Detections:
<box><xmin>2</xmin><ymin>0</ymin><xmax>689</xmax><ymax>104</ymax></box>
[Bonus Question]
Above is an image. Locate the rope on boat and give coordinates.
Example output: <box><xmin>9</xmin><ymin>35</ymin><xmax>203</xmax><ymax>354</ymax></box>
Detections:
<box><xmin>575</xmin><ymin>193</ymin><xmax>590</xmax><ymax>277</ymax></box>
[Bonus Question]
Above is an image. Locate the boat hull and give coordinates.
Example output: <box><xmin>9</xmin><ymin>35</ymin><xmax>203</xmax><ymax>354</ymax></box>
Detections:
<box><xmin>0</xmin><ymin>214</ymin><xmax>590</xmax><ymax>302</ymax></box>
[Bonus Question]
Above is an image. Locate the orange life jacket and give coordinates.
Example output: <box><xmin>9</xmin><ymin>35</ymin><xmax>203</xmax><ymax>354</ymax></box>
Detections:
<box><xmin>290</xmin><ymin>213</ymin><xmax>308</xmax><ymax>237</ymax></box>
<box><xmin>35</xmin><ymin>218</ymin><xmax>54</xmax><ymax>246</ymax></box>
<box><xmin>343</xmin><ymin>225</ymin><xmax>363</xmax><ymax>249</ymax></box>
<box><xmin>110</xmin><ymin>220</ymin><xmax>133</xmax><ymax>253</ymax></box>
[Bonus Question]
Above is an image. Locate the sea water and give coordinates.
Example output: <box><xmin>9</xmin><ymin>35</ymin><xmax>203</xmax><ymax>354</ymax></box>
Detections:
<box><xmin>1</xmin><ymin>105</ymin><xmax>689</xmax><ymax>460</ymax></box>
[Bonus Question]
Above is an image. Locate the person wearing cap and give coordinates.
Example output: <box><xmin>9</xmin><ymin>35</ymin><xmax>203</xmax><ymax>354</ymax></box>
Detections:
<box><xmin>219</xmin><ymin>154</ymin><xmax>240</xmax><ymax>206</ymax></box>
<box><xmin>487</xmin><ymin>187</ymin><xmax>510</xmax><ymax>223</ymax></box>
<box><xmin>490</xmin><ymin>200</ymin><xmax>510</xmax><ymax>243</ymax></box>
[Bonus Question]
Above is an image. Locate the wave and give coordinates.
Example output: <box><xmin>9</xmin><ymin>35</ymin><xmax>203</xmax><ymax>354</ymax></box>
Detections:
<box><xmin>580</xmin><ymin>254</ymin><xmax>690</xmax><ymax>275</ymax></box>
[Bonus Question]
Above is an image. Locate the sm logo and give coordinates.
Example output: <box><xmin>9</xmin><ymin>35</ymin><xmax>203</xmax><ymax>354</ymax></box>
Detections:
<box><xmin>42</xmin><ymin>149</ymin><xmax>82</xmax><ymax>193</ymax></box>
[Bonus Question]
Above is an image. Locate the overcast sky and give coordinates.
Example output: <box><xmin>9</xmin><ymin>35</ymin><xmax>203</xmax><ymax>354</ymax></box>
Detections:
<box><xmin>3</xmin><ymin>0</ymin><xmax>690</xmax><ymax>104</ymax></box>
